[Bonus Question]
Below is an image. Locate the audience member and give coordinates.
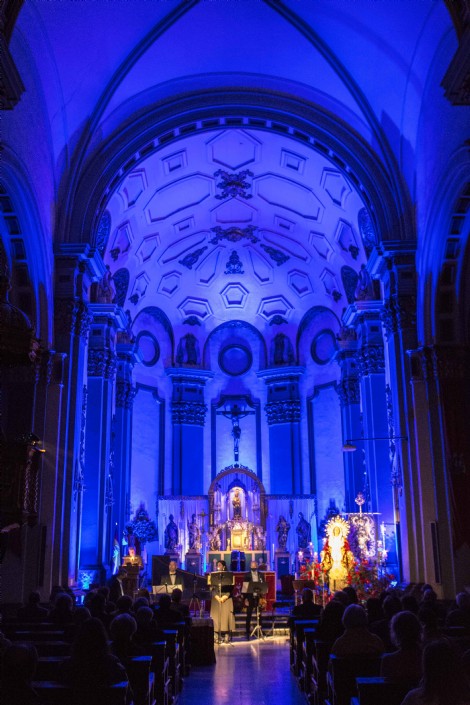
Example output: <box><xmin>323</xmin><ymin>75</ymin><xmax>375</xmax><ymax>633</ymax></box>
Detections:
<box><xmin>445</xmin><ymin>592</ymin><xmax>470</xmax><ymax>630</ymax></box>
<box><xmin>401</xmin><ymin>639</ymin><xmax>470</xmax><ymax>705</ymax></box>
<box><xmin>292</xmin><ymin>588</ymin><xmax>322</xmax><ymax>620</ymax></box>
<box><xmin>1</xmin><ymin>643</ymin><xmax>41</xmax><ymax>705</ymax></box>
<box><xmin>154</xmin><ymin>594</ymin><xmax>180</xmax><ymax>626</ymax></box>
<box><xmin>109</xmin><ymin>613</ymin><xmax>143</xmax><ymax>666</ymax></box>
<box><xmin>370</xmin><ymin>595</ymin><xmax>402</xmax><ymax>650</ymax></box>
<box><xmin>134</xmin><ymin>607</ymin><xmax>159</xmax><ymax>647</ymax></box>
<box><xmin>17</xmin><ymin>591</ymin><xmax>49</xmax><ymax>623</ymax></box>
<box><xmin>48</xmin><ymin>592</ymin><xmax>74</xmax><ymax>625</ymax></box>
<box><xmin>366</xmin><ymin>597</ymin><xmax>384</xmax><ymax>625</ymax></box>
<box><xmin>115</xmin><ymin>595</ymin><xmax>133</xmax><ymax>615</ymax></box>
<box><xmin>59</xmin><ymin>618</ymin><xmax>127</xmax><ymax>701</ymax></box>
<box><xmin>380</xmin><ymin>610</ymin><xmax>422</xmax><ymax>684</ymax></box>
<box><xmin>331</xmin><ymin>604</ymin><xmax>385</xmax><ymax>657</ymax></box>
<box><xmin>171</xmin><ymin>588</ymin><xmax>190</xmax><ymax>618</ymax></box>
<box><xmin>418</xmin><ymin>605</ymin><xmax>441</xmax><ymax>644</ymax></box>
<box><xmin>343</xmin><ymin>586</ymin><xmax>359</xmax><ymax>604</ymax></box>
<box><xmin>315</xmin><ymin>598</ymin><xmax>345</xmax><ymax>647</ymax></box>
<box><xmin>401</xmin><ymin>594</ymin><xmax>419</xmax><ymax>615</ymax></box>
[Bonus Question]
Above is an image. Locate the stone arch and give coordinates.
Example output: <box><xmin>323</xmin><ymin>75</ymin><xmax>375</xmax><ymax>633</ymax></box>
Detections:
<box><xmin>208</xmin><ymin>463</ymin><xmax>267</xmax><ymax>527</ymax></box>
<box><xmin>58</xmin><ymin>90</ymin><xmax>413</xmax><ymax>253</ymax></box>
<box><xmin>420</xmin><ymin>146</ymin><xmax>470</xmax><ymax>345</ymax></box>
<box><xmin>202</xmin><ymin>319</ymin><xmax>267</xmax><ymax>371</ymax></box>
<box><xmin>0</xmin><ymin>154</ymin><xmax>51</xmax><ymax>344</ymax></box>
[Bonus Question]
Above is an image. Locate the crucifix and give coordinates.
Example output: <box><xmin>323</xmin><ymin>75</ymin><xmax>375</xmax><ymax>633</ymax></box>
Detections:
<box><xmin>217</xmin><ymin>401</ymin><xmax>255</xmax><ymax>464</ymax></box>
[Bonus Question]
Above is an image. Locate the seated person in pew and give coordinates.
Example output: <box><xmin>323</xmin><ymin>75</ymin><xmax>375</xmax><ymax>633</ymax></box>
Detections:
<box><xmin>401</xmin><ymin>639</ymin><xmax>470</xmax><ymax>705</ymax></box>
<box><xmin>17</xmin><ymin>591</ymin><xmax>49</xmax><ymax>623</ymax></box>
<box><xmin>315</xmin><ymin>598</ymin><xmax>345</xmax><ymax>648</ymax></box>
<box><xmin>380</xmin><ymin>611</ymin><xmax>422</xmax><ymax>685</ymax></box>
<box><xmin>330</xmin><ymin>604</ymin><xmax>385</xmax><ymax>657</ymax></box>
<box><xmin>109</xmin><ymin>613</ymin><xmax>144</xmax><ymax>666</ymax></box>
<box><xmin>1</xmin><ymin>643</ymin><xmax>41</xmax><ymax>705</ymax></box>
<box><xmin>47</xmin><ymin>592</ymin><xmax>74</xmax><ymax>626</ymax></box>
<box><xmin>134</xmin><ymin>607</ymin><xmax>159</xmax><ymax>649</ymax></box>
<box><xmin>59</xmin><ymin>618</ymin><xmax>128</xmax><ymax>695</ymax></box>
<box><xmin>171</xmin><ymin>588</ymin><xmax>190</xmax><ymax>619</ymax></box>
<box><xmin>292</xmin><ymin>588</ymin><xmax>323</xmax><ymax>621</ymax></box>
<box><xmin>153</xmin><ymin>594</ymin><xmax>181</xmax><ymax>627</ymax></box>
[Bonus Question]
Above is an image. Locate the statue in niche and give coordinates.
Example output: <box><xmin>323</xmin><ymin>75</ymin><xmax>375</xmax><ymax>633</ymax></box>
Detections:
<box><xmin>164</xmin><ymin>514</ymin><xmax>179</xmax><ymax>552</ymax></box>
<box><xmin>272</xmin><ymin>333</ymin><xmax>294</xmax><ymax>365</ymax></box>
<box><xmin>296</xmin><ymin>512</ymin><xmax>312</xmax><ymax>549</ymax></box>
<box><xmin>96</xmin><ymin>265</ymin><xmax>116</xmax><ymax>304</ymax></box>
<box><xmin>208</xmin><ymin>525</ymin><xmax>221</xmax><ymax>551</ymax></box>
<box><xmin>254</xmin><ymin>525</ymin><xmax>266</xmax><ymax>550</ymax></box>
<box><xmin>232</xmin><ymin>488</ymin><xmax>242</xmax><ymax>518</ymax></box>
<box><xmin>276</xmin><ymin>515</ymin><xmax>290</xmax><ymax>551</ymax></box>
<box><xmin>176</xmin><ymin>333</ymin><xmax>199</xmax><ymax>365</ymax></box>
<box><xmin>321</xmin><ymin>516</ymin><xmax>355</xmax><ymax>591</ymax></box>
<box><xmin>187</xmin><ymin>513</ymin><xmax>201</xmax><ymax>552</ymax></box>
<box><xmin>354</xmin><ymin>264</ymin><xmax>375</xmax><ymax>301</ymax></box>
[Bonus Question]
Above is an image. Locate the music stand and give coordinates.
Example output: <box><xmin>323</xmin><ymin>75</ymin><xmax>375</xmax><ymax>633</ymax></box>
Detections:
<box><xmin>243</xmin><ymin>581</ymin><xmax>269</xmax><ymax>640</ymax></box>
<box><xmin>209</xmin><ymin>571</ymin><xmax>234</xmax><ymax>645</ymax></box>
<box><xmin>188</xmin><ymin>573</ymin><xmax>200</xmax><ymax>616</ymax></box>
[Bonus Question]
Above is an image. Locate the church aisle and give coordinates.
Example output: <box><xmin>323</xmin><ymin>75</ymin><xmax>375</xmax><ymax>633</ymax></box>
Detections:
<box><xmin>181</xmin><ymin>638</ymin><xmax>305</xmax><ymax>705</ymax></box>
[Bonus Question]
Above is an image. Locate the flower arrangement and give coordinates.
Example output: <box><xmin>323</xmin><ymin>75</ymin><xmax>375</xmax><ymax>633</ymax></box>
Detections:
<box><xmin>346</xmin><ymin>558</ymin><xmax>395</xmax><ymax>601</ymax></box>
<box><xmin>126</xmin><ymin>504</ymin><xmax>158</xmax><ymax>546</ymax></box>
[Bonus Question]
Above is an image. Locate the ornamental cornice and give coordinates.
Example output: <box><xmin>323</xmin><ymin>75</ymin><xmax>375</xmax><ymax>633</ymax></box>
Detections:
<box><xmin>336</xmin><ymin>378</ymin><xmax>361</xmax><ymax>406</ymax></box>
<box><xmin>257</xmin><ymin>366</ymin><xmax>305</xmax><ymax>384</ymax></box>
<box><xmin>359</xmin><ymin>345</ymin><xmax>385</xmax><ymax>376</ymax></box>
<box><xmin>172</xmin><ymin>400</ymin><xmax>208</xmax><ymax>425</ymax></box>
<box><xmin>381</xmin><ymin>295</ymin><xmax>417</xmax><ymax>338</ymax></box>
<box><xmin>87</xmin><ymin>348</ymin><xmax>117</xmax><ymax>379</ymax></box>
<box><xmin>265</xmin><ymin>399</ymin><xmax>301</xmax><ymax>425</ymax></box>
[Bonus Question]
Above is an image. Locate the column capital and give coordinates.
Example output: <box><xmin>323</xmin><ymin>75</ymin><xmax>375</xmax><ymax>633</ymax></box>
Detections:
<box><xmin>336</xmin><ymin>378</ymin><xmax>361</xmax><ymax>407</ymax></box>
<box><xmin>115</xmin><ymin>379</ymin><xmax>137</xmax><ymax>409</ymax></box>
<box><xmin>54</xmin><ymin>298</ymin><xmax>93</xmax><ymax>340</ymax></box>
<box><xmin>265</xmin><ymin>399</ymin><xmax>301</xmax><ymax>425</ymax></box>
<box><xmin>87</xmin><ymin>349</ymin><xmax>117</xmax><ymax>379</ymax></box>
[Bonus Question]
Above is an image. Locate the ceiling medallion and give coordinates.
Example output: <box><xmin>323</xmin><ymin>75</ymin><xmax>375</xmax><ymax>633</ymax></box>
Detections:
<box><xmin>210</xmin><ymin>225</ymin><xmax>258</xmax><ymax>245</ymax></box>
<box><xmin>214</xmin><ymin>169</ymin><xmax>254</xmax><ymax>199</ymax></box>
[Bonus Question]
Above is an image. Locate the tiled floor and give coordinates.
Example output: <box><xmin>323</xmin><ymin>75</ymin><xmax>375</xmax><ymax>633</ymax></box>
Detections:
<box><xmin>181</xmin><ymin>637</ymin><xmax>306</xmax><ymax>705</ymax></box>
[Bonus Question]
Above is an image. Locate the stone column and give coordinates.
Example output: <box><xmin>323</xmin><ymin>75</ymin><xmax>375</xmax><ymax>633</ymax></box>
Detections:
<box><xmin>166</xmin><ymin>368</ymin><xmax>214</xmax><ymax>495</ymax></box>
<box><xmin>54</xmin><ymin>244</ymin><xmax>102</xmax><ymax>587</ymax></box>
<box><xmin>371</xmin><ymin>246</ymin><xmax>418</xmax><ymax>584</ymax></box>
<box><xmin>335</xmin><ymin>331</ymin><xmax>363</xmax><ymax>512</ymax></box>
<box><xmin>258</xmin><ymin>367</ymin><xmax>305</xmax><ymax>494</ymax></box>
<box><xmin>112</xmin><ymin>337</ymin><xmax>140</xmax><ymax>545</ymax></box>
<box><xmin>79</xmin><ymin>304</ymin><xmax>127</xmax><ymax>583</ymax></box>
<box><xmin>408</xmin><ymin>345</ymin><xmax>470</xmax><ymax>596</ymax></box>
<box><xmin>343</xmin><ymin>302</ymin><xmax>392</xmax><ymax>526</ymax></box>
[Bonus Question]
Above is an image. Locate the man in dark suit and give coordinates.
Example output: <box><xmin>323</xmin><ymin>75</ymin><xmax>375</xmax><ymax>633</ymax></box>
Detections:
<box><xmin>160</xmin><ymin>560</ymin><xmax>183</xmax><ymax>591</ymax></box>
<box><xmin>108</xmin><ymin>568</ymin><xmax>127</xmax><ymax>604</ymax></box>
<box><xmin>292</xmin><ymin>587</ymin><xmax>323</xmax><ymax>620</ymax></box>
<box><xmin>242</xmin><ymin>560</ymin><xmax>265</xmax><ymax>639</ymax></box>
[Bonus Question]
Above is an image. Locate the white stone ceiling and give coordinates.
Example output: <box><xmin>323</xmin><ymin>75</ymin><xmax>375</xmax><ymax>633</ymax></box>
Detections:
<box><xmin>104</xmin><ymin>127</ymin><xmax>370</xmax><ymax>335</ymax></box>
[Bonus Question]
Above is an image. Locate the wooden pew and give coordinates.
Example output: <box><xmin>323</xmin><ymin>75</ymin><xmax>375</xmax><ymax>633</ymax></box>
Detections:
<box><xmin>325</xmin><ymin>654</ymin><xmax>381</xmax><ymax>705</ymax></box>
<box><xmin>355</xmin><ymin>677</ymin><xmax>416</xmax><ymax>705</ymax></box>
<box><xmin>32</xmin><ymin>680</ymin><xmax>128</xmax><ymax>705</ymax></box>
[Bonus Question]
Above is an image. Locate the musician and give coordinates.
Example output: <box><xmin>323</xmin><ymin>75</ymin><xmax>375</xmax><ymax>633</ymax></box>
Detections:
<box><xmin>242</xmin><ymin>560</ymin><xmax>265</xmax><ymax>639</ymax></box>
<box><xmin>160</xmin><ymin>560</ymin><xmax>183</xmax><ymax>591</ymax></box>
<box><xmin>208</xmin><ymin>560</ymin><xmax>235</xmax><ymax>644</ymax></box>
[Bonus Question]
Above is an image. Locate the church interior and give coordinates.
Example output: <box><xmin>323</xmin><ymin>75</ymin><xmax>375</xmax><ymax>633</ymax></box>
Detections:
<box><xmin>1</xmin><ymin>0</ymin><xmax>470</xmax><ymax>615</ymax></box>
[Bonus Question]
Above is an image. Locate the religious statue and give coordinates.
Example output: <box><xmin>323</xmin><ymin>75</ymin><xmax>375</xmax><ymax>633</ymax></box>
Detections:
<box><xmin>96</xmin><ymin>265</ymin><xmax>116</xmax><ymax>304</ymax></box>
<box><xmin>321</xmin><ymin>515</ymin><xmax>355</xmax><ymax>591</ymax></box>
<box><xmin>254</xmin><ymin>525</ymin><xmax>266</xmax><ymax>550</ymax></box>
<box><xmin>164</xmin><ymin>514</ymin><xmax>179</xmax><ymax>552</ymax></box>
<box><xmin>232</xmin><ymin>488</ymin><xmax>242</xmax><ymax>518</ymax></box>
<box><xmin>276</xmin><ymin>515</ymin><xmax>290</xmax><ymax>550</ymax></box>
<box><xmin>187</xmin><ymin>513</ymin><xmax>201</xmax><ymax>552</ymax></box>
<box><xmin>296</xmin><ymin>512</ymin><xmax>311</xmax><ymax>549</ymax></box>
<box><xmin>272</xmin><ymin>332</ymin><xmax>294</xmax><ymax>365</ymax></box>
<box><xmin>176</xmin><ymin>333</ymin><xmax>199</xmax><ymax>365</ymax></box>
<box><xmin>354</xmin><ymin>264</ymin><xmax>375</xmax><ymax>301</ymax></box>
<box><xmin>208</xmin><ymin>525</ymin><xmax>221</xmax><ymax>551</ymax></box>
